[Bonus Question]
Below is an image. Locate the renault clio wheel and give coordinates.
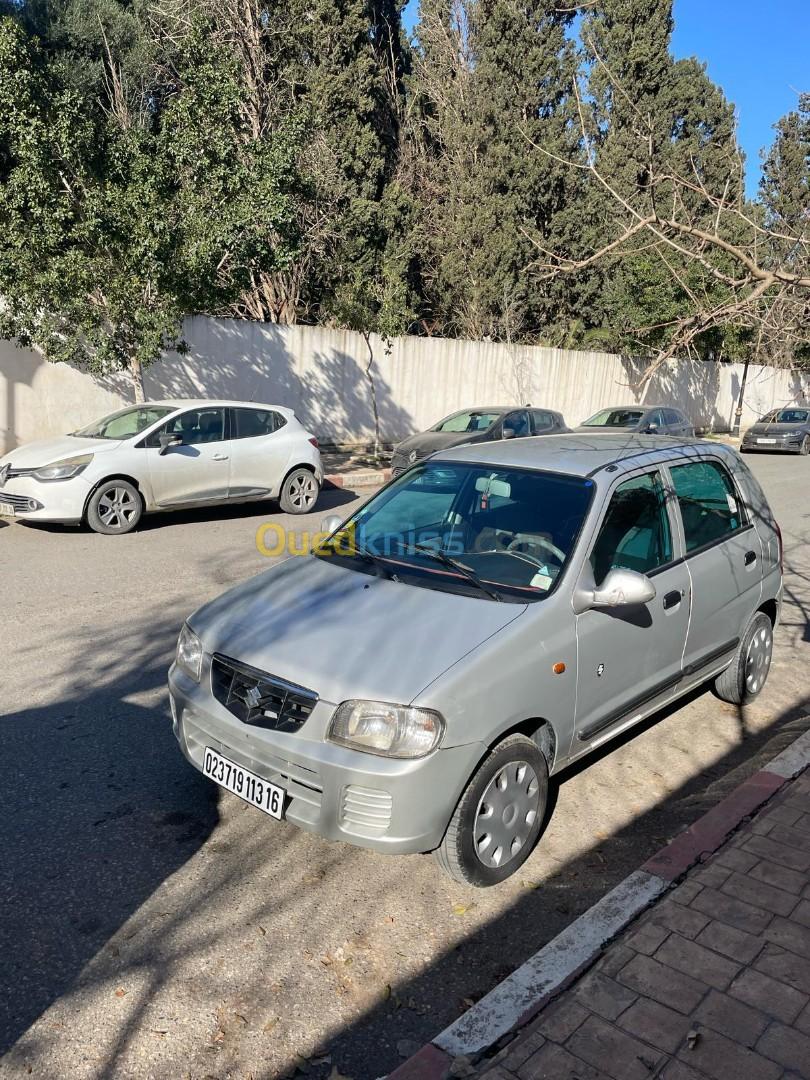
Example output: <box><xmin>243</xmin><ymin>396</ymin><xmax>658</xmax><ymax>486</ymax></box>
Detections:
<box><xmin>715</xmin><ymin>611</ymin><xmax>773</xmax><ymax>705</ymax></box>
<box><xmin>434</xmin><ymin>734</ymin><xmax>548</xmax><ymax>886</ymax></box>
<box><xmin>86</xmin><ymin>479</ymin><xmax>143</xmax><ymax>535</ymax></box>
<box><xmin>279</xmin><ymin>468</ymin><xmax>320</xmax><ymax>515</ymax></box>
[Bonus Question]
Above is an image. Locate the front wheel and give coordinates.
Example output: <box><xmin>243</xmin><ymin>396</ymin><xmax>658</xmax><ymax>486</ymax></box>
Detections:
<box><xmin>434</xmin><ymin>734</ymin><xmax>548</xmax><ymax>887</ymax></box>
<box><xmin>86</xmin><ymin>479</ymin><xmax>143</xmax><ymax>535</ymax></box>
<box><xmin>279</xmin><ymin>468</ymin><xmax>320</xmax><ymax>515</ymax></box>
<box><xmin>714</xmin><ymin>611</ymin><xmax>774</xmax><ymax>705</ymax></box>
<box><xmin>799</xmin><ymin>435</ymin><xmax>809</xmax><ymax>456</ymax></box>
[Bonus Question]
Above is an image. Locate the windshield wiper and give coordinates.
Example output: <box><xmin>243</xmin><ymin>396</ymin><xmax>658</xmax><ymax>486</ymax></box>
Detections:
<box><xmin>318</xmin><ymin>532</ymin><xmax>391</xmax><ymax>577</ymax></box>
<box><xmin>410</xmin><ymin>542</ymin><xmax>502</xmax><ymax>601</ymax></box>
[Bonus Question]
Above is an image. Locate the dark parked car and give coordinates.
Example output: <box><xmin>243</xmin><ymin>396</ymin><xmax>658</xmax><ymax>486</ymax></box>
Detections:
<box><xmin>741</xmin><ymin>408</ymin><xmax>810</xmax><ymax>455</ymax></box>
<box><xmin>390</xmin><ymin>406</ymin><xmax>568</xmax><ymax>476</ymax></box>
<box><xmin>576</xmin><ymin>405</ymin><xmax>695</xmax><ymax>438</ymax></box>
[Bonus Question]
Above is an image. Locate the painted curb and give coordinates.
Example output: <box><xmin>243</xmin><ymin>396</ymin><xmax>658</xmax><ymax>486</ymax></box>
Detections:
<box><xmin>387</xmin><ymin>726</ymin><xmax>810</xmax><ymax>1078</ymax></box>
<box><xmin>324</xmin><ymin>469</ymin><xmax>391</xmax><ymax>489</ymax></box>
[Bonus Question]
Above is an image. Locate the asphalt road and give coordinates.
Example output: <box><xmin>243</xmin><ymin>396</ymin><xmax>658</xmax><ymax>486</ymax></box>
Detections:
<box><xmin>1</xmin><ymin>453</ymin><xmax>808</xmax><ymax>1080</ymax></box>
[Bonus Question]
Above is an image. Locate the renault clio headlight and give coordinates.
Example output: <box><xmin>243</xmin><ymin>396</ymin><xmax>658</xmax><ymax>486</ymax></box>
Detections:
<box><xmin>33</xmin><ymin>454</ymin><xmax>93</xmax><ymax>481</ymax></box>
<box><xmin>176</xmin><ymin>623</ymin><xmax>203</xmax><ymax>682</ymax></box>
<box><xmin>328</xmin><ymin>700</ymin><xmax>444</xmax><ymax>758</ymax></box>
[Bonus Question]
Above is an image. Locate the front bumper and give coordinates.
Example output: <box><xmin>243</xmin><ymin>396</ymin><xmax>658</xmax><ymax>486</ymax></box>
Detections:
<box><xmin>169</xmin><ymin>663</ymin><xmax>484</xmax><ymax>854</ymax></box>
<box><xmin>0</xmin><ymin>474</ymin><xmax>91</xmax><ymax>522</ymax></box>
<box><xmin>742</xmin><ymin>434</ymin><xmax>805</xmax><ymax>453</ymax></box>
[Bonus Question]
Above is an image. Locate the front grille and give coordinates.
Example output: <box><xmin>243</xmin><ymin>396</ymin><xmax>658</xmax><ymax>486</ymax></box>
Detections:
<box><xmin>210</xmin><ymin>653</ymin><xmax>317</xmax><ymax>733</ymax></box>
<box><xmin>341</xmin><ymin>785</ymin><xmax>393</xmax><ymax>835</ymax></box>
<box><xmin>0</xmin><ymin>492</ymin><xmax>40</xmax><ymax>512</ymax></box>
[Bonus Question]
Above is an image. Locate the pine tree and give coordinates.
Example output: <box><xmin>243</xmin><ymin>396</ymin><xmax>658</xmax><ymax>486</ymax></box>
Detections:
<box><xmin>411</xmin><ymin>0</ymin><xmax>580</xmax><ymax>342</ymax></box>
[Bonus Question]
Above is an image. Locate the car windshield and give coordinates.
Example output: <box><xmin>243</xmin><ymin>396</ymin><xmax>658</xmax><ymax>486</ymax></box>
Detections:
<box><xmin>72</xmin><ymin>405</ymin><xmax>176</xmax><ymax>440</ymax></box>
<box><xmin>582</xmin><ymin>408</ymin><xmax>645</xmax><ymax>428</ymax></box>
<box><xmin>317</xmin><ymin>461</ymin><xmax>594</xmax><ymax>602</ymax></box>
<box><xmin>762</xmin><ymin>409</ymin><xmax>809</xmax><ymax>424</ymax></box>
<box><xmin>434</xmin><ymin>410</ymin><xmax>502</xmax><ymax>434</ymax></box>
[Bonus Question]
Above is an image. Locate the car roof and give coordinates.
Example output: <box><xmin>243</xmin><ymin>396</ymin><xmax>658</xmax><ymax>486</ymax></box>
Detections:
<box><xmin>591</xmin><ymin>404</ymin><xmax>676</xmax><ymax>412</ymax></box>
<box><xmin>430</xmin><ymin>432</ymin><xmax>729</xmax><ymax>479</ymax></box>
<box><xmin>140</xmin><ymin>399</ymin><xmax>292</xmax><ymax>413</ymax></box>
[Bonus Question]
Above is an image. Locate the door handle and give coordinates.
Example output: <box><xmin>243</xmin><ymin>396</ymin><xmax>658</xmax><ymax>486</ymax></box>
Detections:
<box><xmin>662</xmin><ymin>589</ymin><xmax>684</xmax><ymax>610</ymax></box>
<box><xmin>744</xmin><ymin>550</ymin><xmax>757</xmax><ymax>566</ymax></box>
<box><xmin>212</xmin><ymin>453</ymin><xmax>229</xmax><ymax>461</ymax></box>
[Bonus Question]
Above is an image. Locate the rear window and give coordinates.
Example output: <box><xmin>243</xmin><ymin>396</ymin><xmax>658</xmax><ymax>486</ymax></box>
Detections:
<box><xmin>670</xmin><ymin>460</ymin><xmax>745</xmax><ymax>553</ymax></box>
<box><xmin>233</xmin><ymin>408</ymin><xmax>284</xmax><ymax>438</ymax></box>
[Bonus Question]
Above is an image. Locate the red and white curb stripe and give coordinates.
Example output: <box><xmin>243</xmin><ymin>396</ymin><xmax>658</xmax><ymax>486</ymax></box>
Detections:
<box><xmin>324</xmin><ymin>469</ymin><xmax>391</xmax><ymax>489</ymax></box>
<box><xmin>388</xmin><ymin>727</ymin><xmax>810</xmax><ymax>1079</ymax></box>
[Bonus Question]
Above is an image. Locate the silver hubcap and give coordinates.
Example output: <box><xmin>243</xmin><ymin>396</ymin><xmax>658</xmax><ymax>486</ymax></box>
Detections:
<box><xmin>474</xmin><ymin>760</ymin><xmax>540</xmax><ymax>868</ymax></box>
<box><xmin>745</xmin><ymin>623</ymin><xmax>773</xmax><ymax>695</ymax></box>
<box><xmin>97</xmin><ymin>487</ymin><xmax>138</xmax><ymax>530</ymax></box>
<box><xmin>288</xmin><ymin>472</ymin><xmax>317</xmax><ymax>510</ymax></box>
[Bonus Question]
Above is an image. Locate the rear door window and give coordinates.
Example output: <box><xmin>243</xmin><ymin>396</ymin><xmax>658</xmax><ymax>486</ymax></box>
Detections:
<box><xmin>670</xmin><ymin>460</ymin><xmax>745</xmax><ymax>552</ymax></box>
<box><xmin>233</xmin><ymin>408</ymin><xmax>284</xmax><ymax>439</ymax></box>
<box><xmin>590</xmin><ymin>472</ymin><xmax>673</xmax><ymax>584</ymax></box>
<box><xmin>530</xmin><ymin>410</ymin><xmax>555</xmax><ymax>432</ymax></box>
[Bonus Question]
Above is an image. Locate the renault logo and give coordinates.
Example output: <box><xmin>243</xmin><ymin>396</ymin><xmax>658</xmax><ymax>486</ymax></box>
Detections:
<box><xmin>408</xmin><ymin>450</ymin><xmax>418</xmax><ymax>463</ymax></box>
<box><xmin>0</xmin><ymin>464</ymin><xmax>9</xmax><ymax>488</ymax></box>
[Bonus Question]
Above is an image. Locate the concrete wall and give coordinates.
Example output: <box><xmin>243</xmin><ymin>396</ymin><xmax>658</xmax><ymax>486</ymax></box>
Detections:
<box><xmin>2</xmin><ymin>317</ymin><xmax>809</xmax><ymax>453</ymax></box>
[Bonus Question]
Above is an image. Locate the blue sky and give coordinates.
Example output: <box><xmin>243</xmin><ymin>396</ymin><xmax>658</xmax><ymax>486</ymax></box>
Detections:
<box><xmin>402</xmin><ymin>0</ymin><xmax>809</xmax><ymax>199</ymax></box>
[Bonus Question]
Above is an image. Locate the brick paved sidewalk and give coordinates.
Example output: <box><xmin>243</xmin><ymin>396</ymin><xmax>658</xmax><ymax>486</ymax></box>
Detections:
<box><xmin>477</xmin><ymin>769</ymin><xmax>810</xmax><ymax>1080</ymax></box>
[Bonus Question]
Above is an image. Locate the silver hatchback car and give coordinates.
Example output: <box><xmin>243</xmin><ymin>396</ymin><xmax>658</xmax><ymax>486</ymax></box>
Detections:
<box><xmin>169</xmin><ymin>435</ymin><xmax>782</xmax><ymax>886</ymax></box>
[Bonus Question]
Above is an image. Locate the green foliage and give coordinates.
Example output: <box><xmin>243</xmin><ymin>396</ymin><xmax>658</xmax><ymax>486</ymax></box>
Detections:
<box><xmin>0</xmin><ymin>0</ymin><xmax>805</xmax><ymax>377</ymax></box>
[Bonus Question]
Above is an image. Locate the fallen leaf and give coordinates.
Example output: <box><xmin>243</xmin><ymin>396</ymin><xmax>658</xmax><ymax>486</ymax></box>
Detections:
<box><xmin>452</xmin><ymin>902</ymin><xmax>472</xmax><ymax>916</ymax></box>
<box><xmin>114</xmin><ymin>988</ymin><xmax>127</xmax><ymax>998</ymax></box>
<box><xmin>262</xmin><ymin>1017</ymin><xmax>279</xmax><ymax>1035</ymax></box>
<box><xmin>234</xmin><ymin>1013</ymin><xmax>248</xmax><ymax>1026</ymax></box>
<box><xmin>520</xmin><ymin>879</ymin><xmax>540</xmax><ymax>890</ymax></box>
<box><xmin>381</xmin><ymin>984</ymin><xmax>392</xmax><ymax>1001</ymax></box>
<box><xmin>258</xmin><ymin>926</ymin><xmax>267</xmax><ymax>936</ymax></box>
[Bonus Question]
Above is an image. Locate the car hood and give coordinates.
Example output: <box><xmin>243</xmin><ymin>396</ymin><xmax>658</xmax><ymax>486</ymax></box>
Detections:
<box><xmin>190</xmin><ymin>555</ymin><xmax>525</xmax><ymax>706</ymax></box>
<box><xmin>394</xmin><ymin>430</ymin><xmax>481</xmax><ymax>459</ymax></box>
<box><xmin>1</xmin><ymin>435</ymin><xmax>122</xmax><ymax>467</ymax></box>
<box><xmin>746</xmin><ymin>423</ymin><xmax>805</xmax><ymax>437</ymax></box>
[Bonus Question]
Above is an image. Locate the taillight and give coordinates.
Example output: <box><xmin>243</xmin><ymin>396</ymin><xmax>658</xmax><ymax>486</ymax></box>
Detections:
<box><xmin>774</xmin><ymin>520</ymin><xmax>783</xmax><ymax>573</ymax></box>
<box><xmin>308</xmin><ymin>437</ymin><xmax>319</xmax><ymax>448</ymax></box>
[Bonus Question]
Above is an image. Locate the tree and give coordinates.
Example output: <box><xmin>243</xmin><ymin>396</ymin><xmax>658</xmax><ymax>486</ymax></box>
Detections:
<box><xmin>0</xmin><ymin>16</ymin><xmax>185</xmax><ymax>400</ymax></box>
<box><xmin>409</xmin><ymin>0</ymin><xmax>580</xmax><ymax>342</ymax></box>
<box><xmin>522</xmin><ymin>48</ymin><xmax>810</xmax><ymax>379</ymax></box>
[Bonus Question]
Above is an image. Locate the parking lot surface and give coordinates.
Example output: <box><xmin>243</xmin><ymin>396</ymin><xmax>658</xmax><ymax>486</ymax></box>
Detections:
<box><xmin>1</xmin><ymin>454</ymin><xmax>808</xmax><ymax>1079</ymax></box>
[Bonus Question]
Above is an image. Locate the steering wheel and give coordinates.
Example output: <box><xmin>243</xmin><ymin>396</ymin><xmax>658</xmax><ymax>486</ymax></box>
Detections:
<box><xmin>506</xmin><ymin>533</ymin><xmax>566</xmax><ymax>567</ymax></box>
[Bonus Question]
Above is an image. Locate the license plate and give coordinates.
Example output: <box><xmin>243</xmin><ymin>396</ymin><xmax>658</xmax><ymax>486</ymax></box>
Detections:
<box><xmin>757</xmin><ymin>438</ymin><xmax>776</xmax><ymax>444</ymax></box>
<box><xmin>0</xmin><ymin>502</ymin><xmax>14</xmax><ymax>517</ymax></box>
<box><xmin>203</xmin><ymin>746</ymin><xmax>284</xmax><ymax>819</ymax></box>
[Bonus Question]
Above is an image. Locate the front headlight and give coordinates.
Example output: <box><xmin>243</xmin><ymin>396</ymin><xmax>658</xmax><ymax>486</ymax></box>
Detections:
<box><xmin>176</xmin><ymin>623</ymin><xmax>203</xmax><ymax>682</ymax></box>
<box><xmin>33</xmin><ymin>454</ymin><xmax>93</xmax><ymax>481</ymax></box>
<box><xmin>328</xmin><ymin>700</ymin><xmax>444</xmax><ymax>758</ymax></box>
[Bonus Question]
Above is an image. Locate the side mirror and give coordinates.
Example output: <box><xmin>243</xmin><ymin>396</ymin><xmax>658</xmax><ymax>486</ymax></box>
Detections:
<box><xmin>158</xmin><ymin>432</ymin><xmax>183</xmax><ymax>455</ymax></box>
<box><xmin>321</xmin><ymin>515</ymin><xmax>344</xmax><ymax>535</ymax></box>
<box><xmin>573</xmin><ymin>565</ymin><xmax>656</xmax><ymax>614</ymax></box>
<box><xmin>645</xmin><ymin>423</ymin><xmax>659</xmax><ymax>434</ymax></box>
<box><xmin>502</xmin><ymin>427</ymin><xmax>515</xmax><ymax>439</ymax></box>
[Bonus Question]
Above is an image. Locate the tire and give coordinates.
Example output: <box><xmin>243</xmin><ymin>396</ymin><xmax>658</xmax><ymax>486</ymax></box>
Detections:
<box><xmin>279</xmin><ymin>468</ymin><xmax>320</xmax><ymax>515</ymax></box>
<box><xmin>714</xmin><ymin>611</ymin><xmax>774</xmax><ymax>705</ymax></box>
<box><xmin>434</xmin><ymin>734</ymin><xmax>549</xmax><ymax>887</ymax></box>
<box><xmin>799</xmin><ymin>435</ymin><xmax>810</xmax><ymax>456</ymax></box>
<box><xmin>86</xmin><ymin>479</ymin><xmax>143</xmax><ymax>535</ymax></box>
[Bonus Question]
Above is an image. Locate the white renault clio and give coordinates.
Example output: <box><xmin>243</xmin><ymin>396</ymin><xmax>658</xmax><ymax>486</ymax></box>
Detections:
<box><xmin>0</xmin><ymin>400</ymin><xmax>323</xmax><ymax>533</ymax></box>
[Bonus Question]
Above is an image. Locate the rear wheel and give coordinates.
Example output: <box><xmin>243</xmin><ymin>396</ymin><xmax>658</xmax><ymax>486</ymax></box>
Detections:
<box><xmin>714</xmin><ymin>611</ymin><xmax>773</xmax><ymax>705</ymax></box>
<box><xmin>279</xmin><ymin>468</ymin><xmax>320</xmax><ymax>515</ymax></box>
<box><xmin>434</xmin><ymin>734</ymin><xmax>548</xmax><ymax>887</ymax></box>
